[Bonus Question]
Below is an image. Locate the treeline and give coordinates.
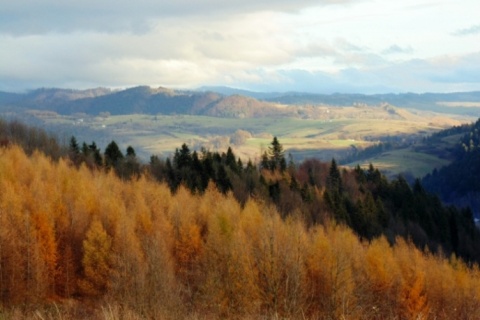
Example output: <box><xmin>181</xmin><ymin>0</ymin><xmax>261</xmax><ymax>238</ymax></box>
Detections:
<box><xmin>0</xmin><ymin>118</ymin><xmax>64</xmax><ymax>159</ymax></box>
<box><xmin>1</xmin><ymin>145</ymin><xmax>480</xmax><ymax>319</ymax></box>
<box><xmin>138</xmin><ymin>138</ymin><xmax>480</xmax><ymax>263</ymax></box>
<box><xmin>340</xmin><ymin>141</ymin><xmax>397</xmax><ymax>165</ymax></box>
<box><xmin>68</xmin><ymin>136</ymin><xmax>141</xmax><ymax>180</ymax></box>
<box><xmin>3</xmin><ymin>117</ymin><xmax>478</xmax><ymax>263</ymax></box>
<box><xmin>423</xmin><ymin>118</ymin><xmax>480</xmax><ymax>214</ymax></box>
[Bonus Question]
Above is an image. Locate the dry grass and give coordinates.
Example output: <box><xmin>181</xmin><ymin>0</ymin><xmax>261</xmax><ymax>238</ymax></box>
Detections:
<box><xmin>437</xmin><ymin>101</ymin><xmax>480</xmax><ymax>108</ymax></box>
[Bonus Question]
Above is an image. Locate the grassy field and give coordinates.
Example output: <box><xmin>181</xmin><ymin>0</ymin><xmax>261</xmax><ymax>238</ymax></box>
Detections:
<box><xmin>32</xmin><ymin>106</ymin><xmax>476</xmax><ymax>177</ymax></box>
<box><xmin>347</xmin><ymin>148</ymin><xmax>452</xmax><ymax>179</ymax></box>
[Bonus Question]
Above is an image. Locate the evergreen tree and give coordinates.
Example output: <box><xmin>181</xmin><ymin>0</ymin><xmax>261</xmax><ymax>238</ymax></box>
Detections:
<box><xmin>120</xmin><ymin>145</ymin><xmax>140</xmax><ymax>179</ymax></box>
<box><xmin>165</xmin><ymin>158</ymin><xmax>179</xmax><ymax>191</ymax></box>
<box><xmin>81</xmin><ymin>142</ymin><xmax>89</xmax><ymax>156</ymax></box>
<box><xmin>190</xmin><ymin>151</ymin><xmax>203</xmax><ymax>191</ymax></box>
<box><xmin>225</xmin><ymin>147</ymin><xmax>238</xmax><ymax>173</ymax></box>
<box><xmin>126</xmin><ymin>146</ymin><xmax>136</xmax><ymax>157</ymax></box>
<box><xmin>104</xmin><ymin>141</ymin><xmax>124</xmax><ymax>169</ymax></box>
<box><xmin>91</xmin><ymin>142</ymin><xmax>103</xmax><ymax>167</ymax></box>
<box><xmin>69</xmin><ymin>136</ymin><xmax>80</xmax><ymax>155</ymax></box>
<box><xmin>267</xmin><ymin>136</ymin><xmax>286</xmax><ymax>172</ymax></box>
<box><xmin>174</xmin><ymin>143</ymin><xmax>192</xmax><ymax>169</ymax></box>
<box><xmin>260</xmin><ymin>151</ymin><xmax>269</xmax><ymax>171</ymax></box>
<box><xmin>68</xmin><ymin>136</ymin><xmax>81</xmax><ymax>165</ymax></box>
<box><xmin>237</xmin><ymin>158</ymin><xmax>243</xmax><ymax>174</ymax></box>
<box><xmin>201</xmin><ymin>152</ymin><xmax>215</xmax><ymax>189</ymax></box>
<box><xmin>327</xmin><ymin>159</ymin><xmax>342</xmax><ymax>194</ymax></box>
<box><xmin>216</xmin><ymin>164</ymin><xmax>232</xmax><ymax>194</ymax></box>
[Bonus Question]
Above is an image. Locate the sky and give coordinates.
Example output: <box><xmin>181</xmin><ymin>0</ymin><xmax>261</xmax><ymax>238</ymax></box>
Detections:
<box><xmin>1</xmin><ymin>0</ymin><xmax>479</xmax><ymax>94</ymax></box>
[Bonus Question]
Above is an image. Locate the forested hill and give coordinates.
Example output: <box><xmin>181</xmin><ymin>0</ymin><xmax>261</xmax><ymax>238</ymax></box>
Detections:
<box><xmin>2</xmin><ymin>119</ymin><xmax>480</xmax><ymax>318</ymax></box>
<box><xmin>2</xmin><ymin>86</ymin><xmax>480</xmax><ymax>117</ymax></box>
<box><xmin>0</xmin><ymin>86</ymin><xmax>282</xmax><ymax>117</ymax></box>
<box><xmin>2</xmin><ymin>144</ymin><xmax>480</xmax><ymax>319</ymax></box>
<box><xmin>66</xmin><ymin>128</ymin><xmax>480</xmax><ymax>264</ymax></box>
<box><xmin>0</xmin><ymin>117</ymin><xmax>478</xmax><ymax>263</ymax></box>
<box><xmin>423</xmin><ymin>118</ymin><xmax>480</xmax><ymax>214</ymax></box>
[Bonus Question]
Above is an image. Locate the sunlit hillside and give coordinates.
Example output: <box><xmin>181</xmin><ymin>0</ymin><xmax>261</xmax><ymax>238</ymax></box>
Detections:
<box><xmin>0</xmin><ymin>143</ymin><xmax>479</xmax><ymax>319</ymax></box>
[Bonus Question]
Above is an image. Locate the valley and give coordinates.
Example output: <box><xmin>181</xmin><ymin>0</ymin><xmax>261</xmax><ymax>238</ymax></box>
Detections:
<box><xmin>1</xmin><ymin>87</ymin><xmax>479</xmax><ymax>178</ymax></box>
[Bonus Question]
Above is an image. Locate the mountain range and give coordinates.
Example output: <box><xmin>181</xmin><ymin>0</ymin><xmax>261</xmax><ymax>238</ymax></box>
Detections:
<box><xmin>2</xmin><ymin>86</ymin><xmax>480</xmax><ymax>118</ymax></box>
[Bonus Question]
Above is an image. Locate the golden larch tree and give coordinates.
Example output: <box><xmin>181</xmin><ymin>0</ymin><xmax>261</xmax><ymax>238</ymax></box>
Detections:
<box><xmin>79</xmin><ymin>218</ymin><xmax>113</xmax><ymax>297</ymax></box>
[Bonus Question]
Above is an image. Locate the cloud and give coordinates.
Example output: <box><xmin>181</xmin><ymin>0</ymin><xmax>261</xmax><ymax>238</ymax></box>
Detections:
<box><xmin>1</xmin><ymin>0</ymin><xmax>479</xmax><ymax>94</ymax></box>
<box><xmin>230</xmin><ymin>52</ymin><xmax>480</xmax><ymax>94</ymax></box>
<box><xmin>0</xmin><ymin>0</ymin><xmax>360</xmax><ymax>36</ymax></box>
<box><xmin>382</xmin><ymin>45</ymin><xmax>414</xmax><ymax>55</ymax></box>
<box><xmin>362</xmin><ymin>53</ymin><xmax>480</xmax><ymax>92</ymax></box>
<box><xmin>453</xmin><ymin>24</ymin><xmax>480</xmax><ymax>36</ymax></box>
<box><xmin>0</xmin><ymin>12</ymin><xmax>303</xmax><ymax>91</ymax></box>
<box><xmin>426</xmin><ymin>53</ymin><xmax>480</xmax><ymax>84</ymax></box>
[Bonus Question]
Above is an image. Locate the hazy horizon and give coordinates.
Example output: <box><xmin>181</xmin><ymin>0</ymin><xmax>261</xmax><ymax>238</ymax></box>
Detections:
<box><xmin>3</xmin><ymin>84</ymin><xmax>480</xmax><ymax>96</ymax></box>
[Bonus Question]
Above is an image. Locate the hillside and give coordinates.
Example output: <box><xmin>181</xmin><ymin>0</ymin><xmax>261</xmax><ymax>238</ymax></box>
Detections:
<box><xmin>266</xmin><ymin>91</ymin><xmax>480</xmax><ymax>116</ymax></box>
<box><xmin>1</xmin><ymin>138</ymin><xmax>480</xmax><ymax>318</ymax></box>
<box><xmin>341</xmin><ymin>118</ymin><xmax>480</xmax><ymax>179</ymax></box>
<box><xmin>2</xmin><ymin>87</ymin><xmax>480</xmax><ymax>118</ymax></box>
<box><xmin>0</xmin><ymin>87</ymin><xmax>478</xmax><ymax>178</ymax></box>
<box><xmin>341</xmin><ymin>118</ymin><xmax>480</xmax><ymax>217</ymax></box>
<box><xmin>422</xmin><ymin>119</ymin><xmax>480</xmax><ymax>215</ymax></box>
<box><xmin>0</xmin><ymin>86</ymin><xmax>287</xmax><ymax>118</ymax></box>
<box><xmin>199</xmin><ymin>86</ymin><xmax>480</xmax><ymax>116</ymax></box>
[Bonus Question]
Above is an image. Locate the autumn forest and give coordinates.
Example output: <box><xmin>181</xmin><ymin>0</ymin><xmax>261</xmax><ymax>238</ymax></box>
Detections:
<box><xmin>1</xmin><ymin>119</ymin><xmax>480</xmax><ymax>319</ymax></box>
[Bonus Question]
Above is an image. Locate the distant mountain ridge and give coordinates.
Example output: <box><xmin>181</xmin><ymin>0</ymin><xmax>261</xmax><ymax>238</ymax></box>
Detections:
<box><xmin>0</xmin><ymin>86</ymin><xmax>298</xmax><ymax>118</ymax></box>
<box><xmin>1</xmin><ymin>86</ymin><xmax>480</xmax><ymax>117</ymax></box>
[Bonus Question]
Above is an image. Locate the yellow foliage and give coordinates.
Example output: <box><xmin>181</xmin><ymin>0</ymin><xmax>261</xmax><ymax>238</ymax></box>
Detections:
<box><xmin>79</xmin><ymin>219</ymin><xmax>113</xmax><ymax>297</ymax></box>
<box><xmin>361</xmin><ymin>236</ymin><xmax>399</xmax><ymax>317</ymax></box>
<box><xmin>0</xmin><ymin>145</ymin><xmax>480</xmax><ymax>319</ymax></box>
<box><xmin>32</xmin><ymin>211</ymin><xmax>58</xmax><ymax>296</ymax></box>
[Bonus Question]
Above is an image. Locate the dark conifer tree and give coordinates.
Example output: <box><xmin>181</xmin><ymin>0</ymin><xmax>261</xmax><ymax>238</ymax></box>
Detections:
<box><xmin>201</xmin><ymin>152</ymin><xmax>215</xmax><ymax>188</ymax></box>
<box><xmin>68</xmin><ymin>136</ymin><xmax>81</xmax><ymax>165</ymax></box>
<box><xmin>69</xmin><ymin>136</ymin><xmax>80</xmax><ymax>155</ymax></box>
<box><xmin>174</xmin><ymin>143</ymin><xmax>192</xmax><ymax>169</ymax></box>
<box><xmin>165</xmin><ymin>158</ymin><xmax>179</xmax><ymax>191</ymax></box>
<box><xmin>225</xmin><ymin>147</ymin><xmax>239</xmax><ymax>173</ymax></box>
<box><xmin>260</xmin><ymin>151</ymin><xmax>269</xmax><ymax>171</ymax></box>
<box><xmin>81</xmin><ymin>142</ymin><xmax>89</xmax><ymax>155</ymax></box>
<box><xmin>327</xmin><ymin>159</ymin><xmax>342</xmax><ymax>193</ymax></box>
<box><xmin>216</xmin><ymin>164</ymin><xmax>232</xmax><ymax>194</ymax></box>
<box><xmin>191</xmin><ymin>150</ymin><xmax>204</xmax><ymax>192</ymax></box>
<box><xmin>236</xmin><ymin>158</ymin><xmax>243</xmax><ymax>174</ymax></box>
<box><xmin>126</xmin><ymin>146</ymin><xmax>136</xmax><ymax>157</ymax></box>
<box><xmin>104</xmin><ymin>141</ymin><xmax>124</xmax><ymax>169</ymax></box>
<box><xmin>120</xmin><ymin>145</ymin><xmax>140</xmax><ymax>179</ymax></box>
<box><xmin>89</xmin><ymin>142</ymin><xmax>103</xmax><ymax>167</ymax></box>
<box><xmin>267</xmin><ymin>136</ymin><xmax>286</xmax><ymax>172</ymax></box>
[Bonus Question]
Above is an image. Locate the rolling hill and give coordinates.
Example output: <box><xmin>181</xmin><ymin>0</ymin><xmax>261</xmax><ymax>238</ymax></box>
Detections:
<box><xmin>2</xmin><ymin>86</ymin><xmax>480</xmax><ymax>118</ymax></box>
<box><xmin>0</xmin><ymin>86</ymin><xmax>478</xmax><ymax>177</ymax></box>
<box><xmin>0</xmin><ymin>86</ymin><xmax>285</xmax><ymax>117</ymax></box>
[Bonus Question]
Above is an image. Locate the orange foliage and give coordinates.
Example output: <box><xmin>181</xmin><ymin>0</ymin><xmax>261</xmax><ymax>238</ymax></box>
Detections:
<box><xmin>395</xmin><ymin>238</ymin><xmax>430</xmax><ymax>319</ymax></box>
<box><xmin>79</xmin><ymin>219</ymin><xmax>113</xmax><ymax>297</ymax></box>
<box><xmin>361</xmin><ymin>236</ymin><xmax>400</xmax><ymax>317</ymax></box>
<box><xmin>0</xmin><ymin>145</ymin><xmax>480</xmax><ymax>319</ymax></box>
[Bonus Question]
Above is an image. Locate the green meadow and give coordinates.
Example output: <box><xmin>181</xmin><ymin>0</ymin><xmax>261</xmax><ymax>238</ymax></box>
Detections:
<box><xmin>41</xmin><ymin>110</ymin><xmax>470</xmax><ymax>179</ymax></box>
